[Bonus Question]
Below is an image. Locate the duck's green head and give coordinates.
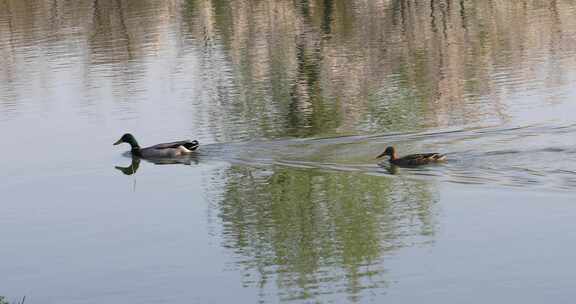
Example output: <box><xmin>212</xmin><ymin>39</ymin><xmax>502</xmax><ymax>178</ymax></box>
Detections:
<box><xmin>114</xmin><ymin>133</ymin><xmax>140</xmax><ymax>149</ymax></box>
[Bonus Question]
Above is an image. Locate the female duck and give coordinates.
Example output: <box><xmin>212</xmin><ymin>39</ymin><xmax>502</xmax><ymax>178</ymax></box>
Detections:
<box><xmin>114</xmin><ymin>133</ymin><xmax>199</xmax><ymax>158</ymax></box>
<box><xmin>377</xmin><ymin>146</ymin><xmax>446</xmax><ymax>166</ymax></box>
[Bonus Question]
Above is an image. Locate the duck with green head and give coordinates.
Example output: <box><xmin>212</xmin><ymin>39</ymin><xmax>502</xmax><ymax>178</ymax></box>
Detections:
<box><xmin>114</xmin><ymin>133</ymin><xmax>199</xmax><ymax>158</ymax></box>
<box><xmin>377</xmin><ymin>146</ymin><xmax>446</xmax><ymax>167</ymax></box>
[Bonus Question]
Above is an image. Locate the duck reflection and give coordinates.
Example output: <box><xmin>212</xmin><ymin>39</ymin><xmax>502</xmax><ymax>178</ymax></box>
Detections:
<box><xmin>114</xmin><ymin>154</ymin><xmax>199</xmax><ymax>175</ymax></box>
<box><xmin>376</xmin><ymin>162</ymin><xmax>401</xmax><ymax>175</ymax></box>
<box><xmin>114</xmin><ymin>156</ymin><xmax>141</xmax><ymax>175</ymax></box>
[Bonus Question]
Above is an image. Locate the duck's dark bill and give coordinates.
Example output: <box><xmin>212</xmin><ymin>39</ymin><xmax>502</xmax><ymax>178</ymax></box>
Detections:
<box><xmin>113</xmin><ymin>139</ymin><xmax>123</xmax><ymax>145</ymax></box>
<box><xmin>376</xmin><ymin>152</ymin><xmax>387</xmax><ymax>159</ymax></box>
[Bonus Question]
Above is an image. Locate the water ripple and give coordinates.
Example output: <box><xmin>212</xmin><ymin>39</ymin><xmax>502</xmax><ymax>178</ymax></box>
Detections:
<box><xmin>198</xmin><ymin>123</ymin><xmax>576</xmax><ymax>192</ymax></box>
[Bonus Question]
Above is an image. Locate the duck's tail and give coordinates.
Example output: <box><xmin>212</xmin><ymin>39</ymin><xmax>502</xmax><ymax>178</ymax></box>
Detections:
<box><xmin>434</xmin><ymin>153</ymin><xmax>447</xmax><ymax>161</ymax></box>
<box><xmin>183</xmin><ymin>140</ymin><xmax>199</xmax><ymax>151</ymax></box>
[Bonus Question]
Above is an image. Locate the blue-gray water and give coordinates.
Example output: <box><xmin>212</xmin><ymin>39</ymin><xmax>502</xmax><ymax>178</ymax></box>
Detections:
<box><xmin>1</xmin><ymin>1</ymin><xmax>576</xmax><ymax>303</ymax></box>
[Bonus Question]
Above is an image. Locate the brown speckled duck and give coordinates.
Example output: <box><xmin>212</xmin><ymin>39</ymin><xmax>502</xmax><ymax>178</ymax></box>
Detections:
<box><xmin>377</xmin><ymin>146</ymin><xmax>446</xmax><ymax>166</ymax></box>
<box><xmin>114</xmin><ymin>133</ymin><xmax>199</xmax><ymax>158</ymax></box>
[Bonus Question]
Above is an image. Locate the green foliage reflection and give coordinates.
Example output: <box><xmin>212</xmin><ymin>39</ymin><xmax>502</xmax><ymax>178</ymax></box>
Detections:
<box><xmin>212</xmin><ymin>165</ymin><xmax>438</xmax><ymax>301</ymax></box>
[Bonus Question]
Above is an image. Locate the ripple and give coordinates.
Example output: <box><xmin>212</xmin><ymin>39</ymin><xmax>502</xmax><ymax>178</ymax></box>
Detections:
<box><xmin>195</xmin><ymin>122</ymin><xmax>576</xmax><ymax>192</ymax></box>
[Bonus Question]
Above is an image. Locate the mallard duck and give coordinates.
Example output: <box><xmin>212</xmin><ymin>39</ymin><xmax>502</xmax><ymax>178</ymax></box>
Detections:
<box><xmin>114</xmin><ymin>133</ymin><xmax>199</xmax><ymax>158</ymax></box>
<box><xmin>376</xmin><ymin>146</ymin><xmax>446</xmax><ymax>166</ymax></box>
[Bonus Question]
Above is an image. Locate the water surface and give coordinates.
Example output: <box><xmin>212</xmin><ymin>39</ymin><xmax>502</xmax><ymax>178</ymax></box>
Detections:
<box><xmin>1</xmin><ymin>1</ymin><xmax>576</xmax><ymax>303</ymax></box>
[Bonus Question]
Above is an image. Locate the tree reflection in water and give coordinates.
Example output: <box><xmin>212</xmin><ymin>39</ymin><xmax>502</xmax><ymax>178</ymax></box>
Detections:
<box><xmin>206</xmin><ymin>165</ymin><xmax>438</xmax><ymax>301</ymax></box>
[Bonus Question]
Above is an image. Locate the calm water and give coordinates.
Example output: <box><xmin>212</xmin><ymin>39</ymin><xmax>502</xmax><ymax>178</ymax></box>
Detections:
<box><xmin>2</xmin><ymin>0</ymin><xmax>576</xmax><ymax>303</ymax></box>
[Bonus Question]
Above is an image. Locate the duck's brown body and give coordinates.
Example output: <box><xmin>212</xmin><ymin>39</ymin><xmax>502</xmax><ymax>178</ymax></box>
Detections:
<box><xmin>377</xmin><ymin>146</ymin><xmax>446</xmax><ymax>167</ymax></box>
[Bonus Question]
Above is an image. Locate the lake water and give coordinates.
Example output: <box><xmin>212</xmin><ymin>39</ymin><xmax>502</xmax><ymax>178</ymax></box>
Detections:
<box><xmin>1</xmin><ymin>1</ymin><xmax>576</xmax><ymax>303</ymax></box>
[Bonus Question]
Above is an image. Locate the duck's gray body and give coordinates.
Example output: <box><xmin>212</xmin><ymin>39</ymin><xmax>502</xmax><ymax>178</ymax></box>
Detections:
<box><xmin>137</xmin><ymin>140</ymin><xmax>199</xmax><ymax>158</ymax></box>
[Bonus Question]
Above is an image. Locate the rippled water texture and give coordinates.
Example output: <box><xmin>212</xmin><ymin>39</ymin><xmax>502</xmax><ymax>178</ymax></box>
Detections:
<box><xmin>2</xmin><ymin>1</ymin><xmax>576</xmax><ymax>303</ymax></box>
